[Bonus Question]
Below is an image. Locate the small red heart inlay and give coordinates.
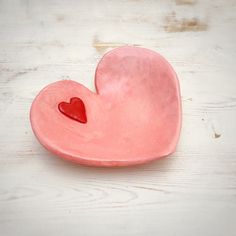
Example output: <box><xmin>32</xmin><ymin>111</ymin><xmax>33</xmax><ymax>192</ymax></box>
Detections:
<box><xmin>58</xmin><ymin>97</ymin><xmax>87</xmax><ymax>123</ymax></box>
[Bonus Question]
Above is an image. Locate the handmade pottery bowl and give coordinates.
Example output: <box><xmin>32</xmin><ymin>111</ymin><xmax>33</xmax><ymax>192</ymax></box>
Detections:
<box><xmin>30</xmin><ymin>46</ymin><xmax>181</xmax><ymax>166</ymax></box>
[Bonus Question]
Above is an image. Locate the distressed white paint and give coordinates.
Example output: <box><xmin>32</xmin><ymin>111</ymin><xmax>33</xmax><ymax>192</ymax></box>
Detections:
<box><xmin>0</xmin><ymin>0</ymin><xmax>236</xmax><ymax>235</ymax></box>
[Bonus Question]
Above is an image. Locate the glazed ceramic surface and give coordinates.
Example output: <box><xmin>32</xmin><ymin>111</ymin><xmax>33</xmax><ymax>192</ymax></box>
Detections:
<box><xmin>30</xmin><ymin>46</ymin><xmax>181</xmax><ymax>166</ymax></box>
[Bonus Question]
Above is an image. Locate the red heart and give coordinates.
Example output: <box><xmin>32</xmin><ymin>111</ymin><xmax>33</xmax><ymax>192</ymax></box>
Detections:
<box><xmin>30</xmin><ymin>46</ymin><xmax>181</xmax><ymax>167</ymax></box>
<box><xmin>58</xmin><ymin>97</ymin><xmax>87</xmax><ymax>123</ymax></box>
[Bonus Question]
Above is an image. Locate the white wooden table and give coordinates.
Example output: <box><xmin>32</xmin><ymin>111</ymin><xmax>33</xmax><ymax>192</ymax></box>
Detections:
<box><xmin>1</xmin><ymin>0</ymin><xmax>236</xmax><ymax>235</ymax></box>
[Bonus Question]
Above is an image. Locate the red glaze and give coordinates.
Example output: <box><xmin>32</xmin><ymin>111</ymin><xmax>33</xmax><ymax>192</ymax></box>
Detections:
<box><xmin>58</xmin><ymin>97</ymin><xmax>87</xmax><ymax>123</ymax></box>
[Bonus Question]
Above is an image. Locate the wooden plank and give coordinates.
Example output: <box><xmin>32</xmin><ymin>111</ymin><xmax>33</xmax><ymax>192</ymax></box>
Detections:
<box><xmin>0</xmin><ymin>0</ymin><xmax>236</xmax><ymax>235</ymax></box>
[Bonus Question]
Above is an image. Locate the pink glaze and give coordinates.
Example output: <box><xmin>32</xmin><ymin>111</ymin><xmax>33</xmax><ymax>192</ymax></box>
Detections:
<box><xmin>30</xmin><ymin>46</ymin><xmax>181</xmax><ymax>167</ymax></box>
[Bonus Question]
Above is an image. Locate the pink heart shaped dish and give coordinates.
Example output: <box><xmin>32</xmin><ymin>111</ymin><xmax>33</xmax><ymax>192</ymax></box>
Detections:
<box><xmin>30</xmin><ymin>46</ymin><xmax>181</xmax><ymax>167</ymax></box>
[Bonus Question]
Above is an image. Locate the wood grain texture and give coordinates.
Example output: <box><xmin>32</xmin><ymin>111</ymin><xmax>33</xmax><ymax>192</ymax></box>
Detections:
<box><xmin>0</xmin><ymin>0</ymin><xmax>236</xmax><ymax>235</ymax></box>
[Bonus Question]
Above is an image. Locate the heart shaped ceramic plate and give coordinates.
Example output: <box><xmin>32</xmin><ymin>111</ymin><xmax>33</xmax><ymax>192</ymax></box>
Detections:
<box><xmin>30</xmin><ymin>46</ymin><xmax>181</xmax><ymax>167</ymax></box>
